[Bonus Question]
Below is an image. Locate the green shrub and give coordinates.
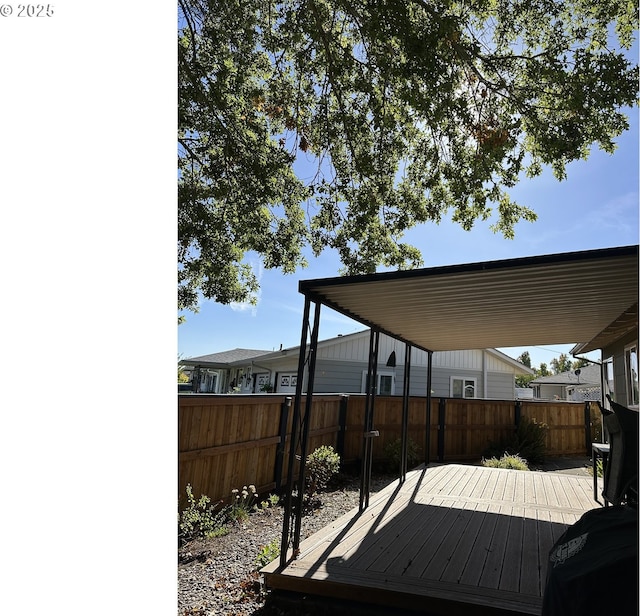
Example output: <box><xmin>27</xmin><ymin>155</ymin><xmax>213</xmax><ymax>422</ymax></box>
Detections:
<box><xmin>305</xmin><ymin>445</ymin><xmax>341</xmax><ymax>500</ymax></box>
<box><xmin>383</xmin><ymin>437</ymin><xmax>421</xmax><ymax>472</ymax></box>
<box><xmin>483</xmin><ymin>417</ymin><xmax>548</xmax><ymax>465</ymax></box>
<box><xmin>179</xmin><ymin>484</ymin><xmax>229</xmax><ymax>543</ymax></box>
<box><xmin>259</xmin><ymin>493</ymin><xmax>280</xmax><ymax>510</ymax></box>
<box><xmin>482</xmin><ymin>453</ymin><xmax>530</xmax><ymax>471</ymax></box>
<box><xmin>255</xmin><ymin>538</ymin><xmax>281</xmax><ymax>568</ymax></box>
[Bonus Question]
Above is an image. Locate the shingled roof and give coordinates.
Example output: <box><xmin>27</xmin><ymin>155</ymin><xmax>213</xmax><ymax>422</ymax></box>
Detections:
<box><xmin>181</xmin><ymin>348</ymin><xmax>271</xmax><ymax>367</ymax></box>
<box><xmin>529</xmin><ymin>363</ymin><xmax>601</xmax><ymax>386</ymax></box>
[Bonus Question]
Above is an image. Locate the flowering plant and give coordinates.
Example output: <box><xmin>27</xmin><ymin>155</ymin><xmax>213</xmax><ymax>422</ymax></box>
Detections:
<box><xmin>229</xmin><ymin>484</ymin><xmax>258</xmax><ymax>522</ymax></box>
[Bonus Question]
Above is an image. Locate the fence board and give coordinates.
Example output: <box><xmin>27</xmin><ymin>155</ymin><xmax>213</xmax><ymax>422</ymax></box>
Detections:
<box><xmin>178</xmin><ymin>394</ymin><xmax>589</xmax><ymax>505</ymax></box>
<box><xmin>521</xmin><ymin>401</ymin><xmax>586</xmax><ymax>455</ymax></box>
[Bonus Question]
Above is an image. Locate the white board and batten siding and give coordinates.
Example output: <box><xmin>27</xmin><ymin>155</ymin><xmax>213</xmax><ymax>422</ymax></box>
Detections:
<box><xmin>309</xmin><ymin>331</ymin><xmax>525</xmax><ymax>399</ymax></box>
<box><xmin>317</xmin><ymin>332</ymin><xmax>486</xmax><ymax>369</ymax></box>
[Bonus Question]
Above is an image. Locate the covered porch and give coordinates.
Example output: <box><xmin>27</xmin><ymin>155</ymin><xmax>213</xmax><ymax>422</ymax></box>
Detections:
<box><xmin>264</xmin><ymin>463</ymin><xmax>596</xmax><ymax>615</ymax></box>
<box><xmin>267</xmin><ymin>245</ymin><xmax>638</xmax><ymax>614</ymax></box>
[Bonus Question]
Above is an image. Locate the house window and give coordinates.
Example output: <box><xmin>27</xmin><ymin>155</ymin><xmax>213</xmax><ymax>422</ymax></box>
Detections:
<box><xmin>624</xmin><ymin>344</ymin><xmax>639</xmax><ymax>408</ymax></box>
<box><xmin>379</xmin><ymin>374</ymin><xmax>393</xmax><ymax>396</ymax></box>
<box><xmin>361</xmin><ymin>372</ymin><xmax>395</xmax><ymax>396</ymax></box>
<box><xmin>451</xmin><ymin>377</ymin><xmax>476</xmax><ymax>398</ymax></box>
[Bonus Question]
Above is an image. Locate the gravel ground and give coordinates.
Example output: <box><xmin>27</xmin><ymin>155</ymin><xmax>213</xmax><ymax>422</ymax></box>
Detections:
<box><xmin>178</xmin><ymin>458</ymin><xmax>592</xmax><ymax>616</ymax></box>
<box><xmin>178</xmin><ymin>473</ymin><xmax>397</xmax><ymax>616</ymax></box>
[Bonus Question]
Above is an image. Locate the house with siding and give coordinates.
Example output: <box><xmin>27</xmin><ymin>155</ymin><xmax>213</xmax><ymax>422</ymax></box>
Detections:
<box><xmin>181</xmin><ymin>330</ymin><xmax>533</xmax><ymax>399</ymax></box>
<box><xmin>180</xmin><ymin>348</ymin><xmax>271</xmax><ymax>393</ymax></box>
<box><xmin>529</xmin><ymin>363</ymin><xmax>602</xmax><ymax>401</ymax></box>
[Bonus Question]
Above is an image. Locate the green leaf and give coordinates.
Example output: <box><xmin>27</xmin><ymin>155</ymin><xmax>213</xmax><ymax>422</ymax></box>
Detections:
<box><xmin>178</xmin><ymin>0</ymin><xmax>638</xmax><ymax>312</ymax></box>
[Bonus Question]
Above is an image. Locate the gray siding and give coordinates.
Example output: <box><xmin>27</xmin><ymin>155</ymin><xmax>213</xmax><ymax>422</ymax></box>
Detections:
<box><xmin>313</xmin><ymin>359</ymin><xmax>367</xmax><ymax>393</ymax></box>
<box><xmin>401</xmin><ymin>367</ymin><xmax>485</xmax><ymax>398</ymax></box>
<box><xmin>312</xmin><ymin>361</ymin><xmax>517</xmax><ymax>399</ymax></box>
<box><xmin>487</xmin><ymin>372</ymin><xmax>516</xmax><ymax>400</ymax></box>
<box><xmin>537</xmin><ymin>384</ymin><xmax>565</xmax><ymax>400</ymax></box>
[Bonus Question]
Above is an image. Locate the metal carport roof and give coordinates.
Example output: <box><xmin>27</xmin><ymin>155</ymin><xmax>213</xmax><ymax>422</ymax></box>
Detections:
<box><xmin>299</xmin><ymin>245</ymin><xmax>639</xmax><ymax>355</ymax></box>
<box><xmin>281</xmin><ymin>244</ymin><xmax>638</xmax><ymax>567</ymax></box>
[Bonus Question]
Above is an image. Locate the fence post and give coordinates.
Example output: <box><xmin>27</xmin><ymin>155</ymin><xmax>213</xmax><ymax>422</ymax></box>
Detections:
<box><xmin>274</xmin><ymin>396</ymin><xmax>292</xmax><ymax>490</ymax></box>
<box><xmin>336</xmin><ymin>395</ymin><xmax>349</xmax><ymax>459</ymax></box>
<box><xmin>437</xmin><ymin>398</ymin><xmax>446</xmax><ymax>462</ymax></box>
<box><xmin>584</xmin><ymin>401</ymin><xmax>592</xmax><ymax>456</ymax></box>
<box><xmin>515</xmin><ymin>400</ymin><xmax>522</xmax><ymax>427</ymax></box>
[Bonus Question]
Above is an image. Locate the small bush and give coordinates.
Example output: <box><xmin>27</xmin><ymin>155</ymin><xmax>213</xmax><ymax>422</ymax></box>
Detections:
<box><xmin>305</xmin><ymin>445</ymin><xmax>340</xmax><ymax>501</ymax></box>
<box><xmin>255</xmin><ymin>538</ymin><xmax>280</xmax><ymax>568</ymax></box>
<box><xmin>259</xmin><ymin>493</ymin><xmax>280</xmax><ymax>510</ymax></box>
<box><xmin>483</xmin><ymin>417</ymin><xmax>548</xmax><ymax>465</ymax></box>
<box><xmin>482</xmin><ymin>453</ymin><xmax>530</xmax><ymax>471</ymax></box>
<box><xmin>179</xmin><ymin>484</ymin><xmax>229</xmax><ymax>543</ymax></box>
<box><xmin>383</xmin><ymin>437</ymin><xmax>421</xmax><ymax>472</ymax></box>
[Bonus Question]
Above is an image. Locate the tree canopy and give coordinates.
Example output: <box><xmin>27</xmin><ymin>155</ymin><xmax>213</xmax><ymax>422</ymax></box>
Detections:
<box><xmin>178</xmin><ymin>0</ymin><xmax>638</xmax><ymax>312</ymax></box>
<box><xmin>550</xmin><ymin>352</ymin><xmax>574</xmax><ymax>374</ymax></box>
<box><xmin>517</xmin><ymin>351</ymin><xmax>532</xmax><ymax>368</ymax></box>
<box><xmin>515</xmin><ymin>351</ymin><xmax>591</xmax><ymax>387</ymax></box>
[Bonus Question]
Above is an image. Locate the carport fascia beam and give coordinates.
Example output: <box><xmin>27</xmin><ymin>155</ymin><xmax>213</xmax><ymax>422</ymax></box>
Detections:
<box><xmin>301</xmin><ymin>289</ymin><xmax>434</xmax><ymax>356</ymax></box>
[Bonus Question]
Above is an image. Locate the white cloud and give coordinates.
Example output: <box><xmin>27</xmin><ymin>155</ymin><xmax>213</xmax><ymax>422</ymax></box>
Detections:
<box><xmin>230</xmin><ymin>258</ymin><xmax>264</xmax><ymax>316</ymax></box>
<box><xmin>585</xmin><ymin>191</ymin><xmax>639</xmax><ymax>235</ymax></box>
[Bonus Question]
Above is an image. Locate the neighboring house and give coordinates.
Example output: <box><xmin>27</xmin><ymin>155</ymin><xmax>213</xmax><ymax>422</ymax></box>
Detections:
<box><xmin>180</xmin><ymin>348</ymin><xmax>271</xmax><ymax>393</ymax></box>
<box><xmin>181</xmin><ymin>330</ymin><xmax>534</xmax><ymax>399</ymax></box>
<box><xmin>529</xmin><ymin>363</ymin><xmax>602</xmax><ymax>401</ymax></box>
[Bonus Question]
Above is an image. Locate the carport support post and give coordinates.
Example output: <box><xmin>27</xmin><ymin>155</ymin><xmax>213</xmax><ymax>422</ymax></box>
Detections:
<box><xmin>425</xmin><ymin>351</ymin><xmax>433</xmax><ymax>466</ymax></box>
<box><xmin>360</xmin><ymin>330</ymin><xmax>380</xmax><ymax>512</ymax></box>
<box><xmin>274</xmin><ymin>397</ymin><xmax>292</xmax><ymax>491</ymax></box>
<box><xmin>437</xmin><ymin>398</ymin><xmax>446</xmax><ymax>462</ymax></box>
<box><xmin>336</xmin><ymin>395</ymin><xmax>349</xmax><ymax>459</ymax></box>
<box><xmin>400</xmin><ymin>343</ymin><xmax>412</xmax><ymax>483</ymax></box>
<box><xmin>280</xmin><ymin>297</ymin><xmax>314</xmax><ymax>567</ymax></box>
<box><xmin>291</xmin><ymin>301</ymin><xmax>322</xmax><ymax>557</ymax></box>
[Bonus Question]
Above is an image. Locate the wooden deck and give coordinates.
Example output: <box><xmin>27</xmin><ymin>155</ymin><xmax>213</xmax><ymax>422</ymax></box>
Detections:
<box><xmin>262</xmin><ymin>464</ymin><xmax>598</xmax><ymax>616</ymax></box>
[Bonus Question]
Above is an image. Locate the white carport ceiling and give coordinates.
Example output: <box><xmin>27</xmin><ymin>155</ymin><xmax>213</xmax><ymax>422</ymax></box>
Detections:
<box><xmin>299</xmin><ymin>246</ymin><xmax>638</xmax><ymax>354</ymax></box>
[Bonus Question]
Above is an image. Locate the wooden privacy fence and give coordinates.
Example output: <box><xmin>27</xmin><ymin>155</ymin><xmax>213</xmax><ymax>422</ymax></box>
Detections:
<box><xmin>178</xmin><ymin>394</ymin><xmax>344</xmax><ymax>508</ymax></box>
<box><xmin>178</xmin><ymin>394</ymin><xmax>595</xmax><ymax>505</ymax></box>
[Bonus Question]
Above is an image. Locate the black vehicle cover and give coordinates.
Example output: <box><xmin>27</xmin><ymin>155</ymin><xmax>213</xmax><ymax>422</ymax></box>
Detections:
<box><xmin>542</xmin><ymin>505</ymin><xmax>638</xmax><ymax>616</ymax></box>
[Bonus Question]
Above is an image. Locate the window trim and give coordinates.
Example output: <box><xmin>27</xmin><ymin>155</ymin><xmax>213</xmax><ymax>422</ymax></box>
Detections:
<box><xmin>450</xmin><ymin>376</ymin><xmax>477</xmax><ymax>399</ymax></box>
<box><xmin>361</xmin><ymin>371</ymin><xmax>396</xmax><ymax>396</ymax></box>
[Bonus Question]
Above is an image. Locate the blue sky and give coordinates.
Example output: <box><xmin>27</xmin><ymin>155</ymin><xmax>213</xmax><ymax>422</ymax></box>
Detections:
<box><xmin>179</xmin><ymin>107</ymin><xmax>638</xmax><ymax>369</ymax></box>
<box><xmin>0</xmin><ymin>5</ymin><xmax>636</xmax><ymax>614</ymax></box>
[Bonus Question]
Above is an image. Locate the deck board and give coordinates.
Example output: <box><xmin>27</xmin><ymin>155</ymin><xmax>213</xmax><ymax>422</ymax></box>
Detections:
<box><xmin>499</xmin><ymin>505</ymin><xmax>525</xmax><ymax>593</ymax></box>
<box><xmin>383</xmin><ymin>498</ymin><xmax>450</xmax><ymax>577</ymax></box>
<box><xmin>405</xmin><ymin>500</ymin><xmax>468</xmax><ymax>578</ymax></box>
<box><xmin>478</xmin><ymin>501</ymin><xmax>512</xmax><ymax>590</ymax></box>
<box><xmin>520</xmin><ymin>514</ymin><xmax>541</xmax><ymax>595</ymax></box>
<box><xmin>457</xmin><ymin>501</ymin><xmax>496</xmax><ymax>587</ymax></box>
<box><xmin>263</xmin><ymin>464</ymin><xmax>597</xmax><ymax>615</ymax></box>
